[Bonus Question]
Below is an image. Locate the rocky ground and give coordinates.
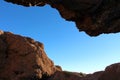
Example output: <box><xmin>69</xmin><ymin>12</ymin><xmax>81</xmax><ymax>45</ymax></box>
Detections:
<box><xmin>0</xmin><ymin>30</ymin><xmax>120</xmax><ymax>80</ymax></box>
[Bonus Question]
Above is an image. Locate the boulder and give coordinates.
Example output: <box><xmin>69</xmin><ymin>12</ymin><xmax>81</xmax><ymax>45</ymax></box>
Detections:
<box><xmin>48</xmin><ymin>71</ymin><xmax>84</xmax><ymax>80</ymax></box>
<box><xmin>0</xmin><ymin>30</ymin><xmax>56</xmax><ymax>80</ymax></box>
<box><xmin>98</xmin><ymin>63</ymin><xmax>120</xmax><ymax>80</ymax></box>
<box><xmin>55</xmin><ymin>65</ymin><xmax>62</xmax><ymax>71</ymax></box>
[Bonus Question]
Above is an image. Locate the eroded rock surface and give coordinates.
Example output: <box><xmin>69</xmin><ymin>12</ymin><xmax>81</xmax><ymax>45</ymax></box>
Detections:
<box><xmin>0</xmin><ymin>30</ymin><xmax>120</xmax><ymax>80</ymax></box>
<box><xmin>0</xmin><ymin>30</ymin><xmax>56</xmax><ymax>80</ymax></box>
<box><xmin>48</xmin><ymin>63</ymin><xmax>120</xmax><ymax>80</ymax></box>
<box><xmin>48</xmin><ymin>71</ymin><xmax>86</xmax><ymax>80</ymax></box>
<box><xmin>4</xmin><ymin>0</ymin><xmax>120</xmax><ymax>36</ymax></box>
<box><xmin>98</xmin><ymin>63</ymin><xmax>120</xmax><ymax>80</ymax></box>
<box><xmin>48</xmin><ymin>71</ymin><xmax>103</xmax><ymax>80</ymax></box>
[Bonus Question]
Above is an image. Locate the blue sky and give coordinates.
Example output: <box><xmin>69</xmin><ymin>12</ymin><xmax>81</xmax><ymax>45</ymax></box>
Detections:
<box><xmin>1</xmin><ymin>0</ymin><xmax>120</xmax><ymax>73</ymax></box>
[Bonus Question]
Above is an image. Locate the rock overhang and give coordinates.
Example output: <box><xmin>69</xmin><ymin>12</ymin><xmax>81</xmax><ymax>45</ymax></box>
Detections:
<box><xmin>4</xmin><ymin>0</ymin><xmax>120</xmax><ymax>36</ymax></box>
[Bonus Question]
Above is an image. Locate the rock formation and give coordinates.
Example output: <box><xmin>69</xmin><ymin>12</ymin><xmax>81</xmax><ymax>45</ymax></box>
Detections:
<box><xmin>48</xmin><ymin>71</ymin><xmax>86</xmax><ymax>80</ymax></box>
<box><xmin>48</xmin><ymin>63</ymin><xmax>120</xmax><ymax>80</ymax></box>
<box><xmin>4</xmin><ymin>0</ymin><xmax>120</xmax><ymax>36</ymax></box>
<box><xmin>0</xmin><ymin>30</ymin><xmax>120</xmax><ymax>80</ymax></box>
<box><xmin>0</xmin><ymin>30</ymin><xmax>58</xmax><ymax>80</ymax></box>
<box><xmin>98</xmin><ymin>63</ymin><xmax>120</xmax><ymax>80</ymax></box>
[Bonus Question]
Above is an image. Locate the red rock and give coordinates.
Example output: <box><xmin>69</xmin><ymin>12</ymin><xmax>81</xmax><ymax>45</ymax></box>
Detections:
<box><xmin>0</xmin><ymin>31</ymin><xmax>120</xmax><ymax>80</ymax></box>
<box><xmin>55</xmin><ymin>65</ymin><xmax>62</xmax><ymax>71</ymax></box>
<box><xmin>4</xmin><ymin>0</ymin><xmax>120</xmax><ymax>36</ymax></box>
<box><xmin>98</xmin><ymin>63</ymin><xmax>120</xmax><ymax>80</ymax></box>
<box><xmin>48</xmin><ymin>71</ymin><xmax>84</xmax><ymax>80</ymax></box>
<box><xmin>0</xmin><ymin>31</ymin><xmax>56</xmax><ymax>80</ymax></box>
<box><xmin>47</xmin><ymin>63</ymin><xmax>120</xmax><ymax>80</ymax></box>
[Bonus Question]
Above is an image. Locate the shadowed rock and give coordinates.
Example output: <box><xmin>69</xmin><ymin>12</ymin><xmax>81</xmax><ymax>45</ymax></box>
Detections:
<box><xmin>48</xmin><ymin>63</ymin><xmax>120</xmax><ymax>80</ymax></box>
<box><xmin>4</xmin><ymin>0</ymin><xmax>120</xmax><ymax>36</ymax></box>
<box><xmin>0</xmin><ymin>30</ymin><xmax>56</xmax><ymax>80</ymax></box>
<box><xmin>0</xmin><ymin>30</ymin><xmax>120</xmax><ymax>80</ymax></box>
<box><xmin>98</xmin><ymin>63</ymin><xmax>120</xmax><ymax>80</ymax></box>
<box><xmin>48</xmin><ymin>71</ymin><xmax>85</xmax><ymax>80</ymax></box>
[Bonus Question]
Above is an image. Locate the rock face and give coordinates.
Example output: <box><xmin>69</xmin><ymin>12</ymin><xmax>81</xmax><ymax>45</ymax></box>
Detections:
<box><xmin>48</xmin><ymin>63</ymin><xmax>120</xmax><ymax>80</ymax></box>
<box><xmin>0</xmin><ymin>30</ymin><xmax>120</xmax><ymax>80</ymax></box>
<box><xmin>4</xmin><ymin>0</ymin><xmax>120</xmax><ymax>36</ymax></box>
<box><xmin>0</xmin><ymin>30</ymin><xmax>56</xmax><ymax>80</ymax></box>
<box><xmin>98</xmin><ymin>63</ymin><xmax>120</xmax><ymax>80</ymax></box>
<box><xmin>48</xmin><ymin>71</ymin><xmax>103</xmax><ymax>80</ymax></box>
<box><xmin>48</xmin><ymin>71</ymin><xmax>86</xmax><ymax>80</ymax></box>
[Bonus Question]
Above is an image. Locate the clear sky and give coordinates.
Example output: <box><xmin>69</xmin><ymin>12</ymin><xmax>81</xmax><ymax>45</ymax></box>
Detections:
<box><xmin>1</xmin><ymin>0</ymin><xmax>120</xmax><ymax>73</ymax></box>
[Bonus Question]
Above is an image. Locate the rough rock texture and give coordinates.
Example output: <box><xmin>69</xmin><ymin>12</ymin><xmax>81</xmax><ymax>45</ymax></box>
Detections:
<box><xmin>55</xmin><ymin>65</ymin><xmax>62</xmax><ymax>71</ymax></box>
<box><xmin>48</xmin><ymin>71</ymin><xmax>102</xmax><ymax>80</ymax></box>
<box><xmin>98</xmin><ymin>63</ymin><xmax>120</xmax><ymax>80</ymax></box>
<box><xmin>82</xmin><ymin>71</ymin><xmax>103</xmax><ymax>80</ymax></box>
<box><xmin>48</xmin><ymin>63</ymin><xmax>120</xmax><ymax>80</ymax></box>
<box><xmin>0</xmin><ymin>30</ymin><xmax>56</xmax><ymax>80</ymax></box>
<box><xmin>4</xmin><ymin>0</ymin><xmax>120</xmax><ymax>36</ymax></box>
<box><xmin>48</xmin><ymin>71</ymin><xmax>86</xmax><ymax>80</ymax></box>
<box><xmin>0</xmin><ymin>30</ymin><xmax>120</xmax><ymax>80</ymax></box>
